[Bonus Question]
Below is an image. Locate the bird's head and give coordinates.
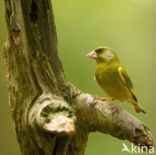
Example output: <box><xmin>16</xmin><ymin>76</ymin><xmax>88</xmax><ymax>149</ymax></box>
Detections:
<box><xmin>86</xmin><ymin>46</ymin><xmax>119</xmax><ymax>64</ymax></box>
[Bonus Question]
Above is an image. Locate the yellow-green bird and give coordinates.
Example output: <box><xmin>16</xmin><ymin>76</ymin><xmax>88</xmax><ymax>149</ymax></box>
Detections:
<box><xmin>87</xmin><ymin>46</ymin><xmax>146</xmax><ymax>114</ymax></box>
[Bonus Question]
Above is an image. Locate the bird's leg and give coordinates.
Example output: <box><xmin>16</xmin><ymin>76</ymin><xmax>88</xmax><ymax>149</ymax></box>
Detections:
<box><xmin>95</xmin><ymin>97</ymin><xmax>114</xmax><ymax>101</ymax></box>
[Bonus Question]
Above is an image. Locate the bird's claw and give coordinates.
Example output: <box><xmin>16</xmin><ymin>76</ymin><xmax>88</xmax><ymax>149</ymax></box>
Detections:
<box><xmin>111</xmin><ymin>105</ymin><xmax>121</xmax><ymax>114</ymax></box>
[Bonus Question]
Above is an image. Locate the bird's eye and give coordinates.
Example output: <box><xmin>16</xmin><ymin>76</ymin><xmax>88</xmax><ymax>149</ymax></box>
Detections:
<box><xmin>96</xmin><ymin>48</ymin><xmax>103</xmax><ymax>53</ymax></box>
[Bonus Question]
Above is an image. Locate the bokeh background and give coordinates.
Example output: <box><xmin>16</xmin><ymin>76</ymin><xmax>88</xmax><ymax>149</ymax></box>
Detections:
<box><xmin>0</xmin><ymin>0</ymin><xmax>156</xmax><ymax>154</ymax></box>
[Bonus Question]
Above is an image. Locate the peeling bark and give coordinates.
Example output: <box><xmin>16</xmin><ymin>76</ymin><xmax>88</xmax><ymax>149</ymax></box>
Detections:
<box><xmin>3</xmin><ymin>0</ymin><xmax>154</xmax><ymax>155</ymax></box>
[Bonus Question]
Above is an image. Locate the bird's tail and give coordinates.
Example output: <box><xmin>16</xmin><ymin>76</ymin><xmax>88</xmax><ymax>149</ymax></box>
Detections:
<box><xmin>133</xmin><ymin>102</ymin><xmax>147</xmax><ymax>114</ymax></box>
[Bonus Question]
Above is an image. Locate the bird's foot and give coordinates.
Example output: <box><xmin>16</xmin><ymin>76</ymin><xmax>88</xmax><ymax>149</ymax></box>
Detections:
<box><xmin>111</xmin><ymin>105</ymin><xmax>121</xmax><ymax>114</ymax></box>
<box><xmin>95</xmin><ymin>97</ymin><xmax>113</xmax><ymax>101</ymax></box>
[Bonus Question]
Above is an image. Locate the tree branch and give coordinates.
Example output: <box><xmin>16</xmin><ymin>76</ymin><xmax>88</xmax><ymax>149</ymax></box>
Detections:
<box><xmin>77</xmin><ymin>93</ymin><xmax>153</xmax><ymax>148</ymax></box>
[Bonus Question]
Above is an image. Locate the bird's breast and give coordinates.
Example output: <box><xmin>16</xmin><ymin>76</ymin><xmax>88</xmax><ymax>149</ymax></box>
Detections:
<box><xmin>95</xmin><ymin>64</ymin><xmax>130</xmax><ymax>100</ymax></box>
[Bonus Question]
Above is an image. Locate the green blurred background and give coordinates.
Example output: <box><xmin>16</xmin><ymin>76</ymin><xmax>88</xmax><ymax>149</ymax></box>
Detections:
<box><xmin>0</xmin><ymin>0</ymin><xmax>156</xmax><ymax>154</ymax></box>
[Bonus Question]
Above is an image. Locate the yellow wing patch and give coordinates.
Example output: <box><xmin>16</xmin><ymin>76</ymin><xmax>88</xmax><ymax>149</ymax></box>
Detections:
<box><xmin>118</xmin><ymin>66</ymin><xmax>134</xmax><ymax>89</ymax></box>
<box><xmin>118</xmin><ymin>66</ymin><xmax>126</xmax><ymax>86</ymax></box>
<box><xmin>118</xmin><ymin>66</ymin><xmax>137</xmax><ymax>102</ymax></box>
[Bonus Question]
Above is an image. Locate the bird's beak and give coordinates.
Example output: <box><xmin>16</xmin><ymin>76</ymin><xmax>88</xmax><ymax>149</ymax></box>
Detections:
<box><xmin>86</xmin><ymin>51</ymin><xmax>97</xmax><ymax>59</ymax></box>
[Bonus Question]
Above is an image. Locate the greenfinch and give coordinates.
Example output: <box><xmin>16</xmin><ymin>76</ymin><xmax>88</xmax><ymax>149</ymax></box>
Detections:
<box><xmin>87</xmin><ymin>46</ymin><xmax>146</xmax><ymax>114</ymax></box>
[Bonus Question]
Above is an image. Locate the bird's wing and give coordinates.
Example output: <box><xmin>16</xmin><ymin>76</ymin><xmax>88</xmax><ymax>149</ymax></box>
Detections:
<box><xmin>118</xmin><ymin>66</ymin><xmax>138</xmax><ymax>102</ymax></box>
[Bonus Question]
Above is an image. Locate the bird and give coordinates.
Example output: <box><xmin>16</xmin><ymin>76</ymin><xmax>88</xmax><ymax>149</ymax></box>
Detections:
<box><xmin>86</xmin><ymin>46</ymin><xmax>146</xmax><ymax>114</ymax></box>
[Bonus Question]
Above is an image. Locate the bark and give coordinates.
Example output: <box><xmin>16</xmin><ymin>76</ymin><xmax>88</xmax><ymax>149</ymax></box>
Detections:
<box><xmin>3</xmin><ymin>0</ymin><xmax>154</xmax><ymax>155</ymax></box>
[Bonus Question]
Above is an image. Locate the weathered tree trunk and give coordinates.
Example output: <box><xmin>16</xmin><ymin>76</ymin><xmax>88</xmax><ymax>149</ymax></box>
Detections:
<box><xmin>3</xmin><ymin>0</ymin><xmax>154</xmax><ymax>155</ymax></box>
